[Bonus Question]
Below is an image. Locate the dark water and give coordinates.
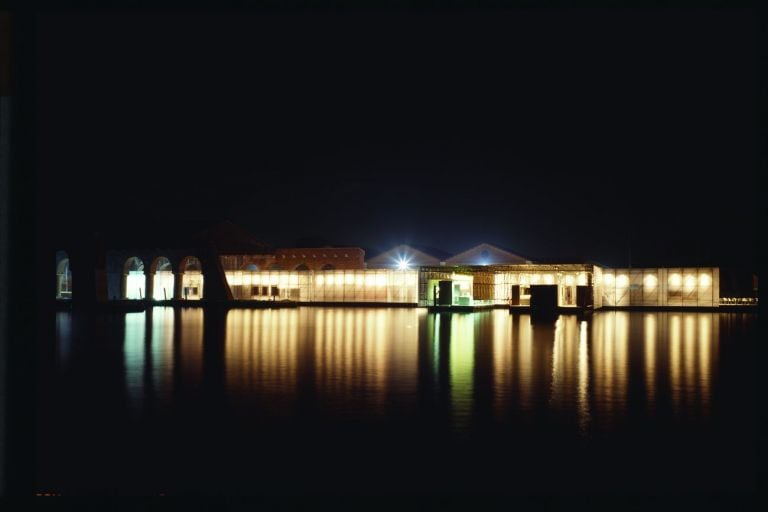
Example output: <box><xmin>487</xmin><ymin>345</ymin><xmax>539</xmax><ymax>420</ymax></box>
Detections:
<box><xmin>37</xmin><ymin>308</ymin><xmax>757</xmax><ymax>496</ymax></box>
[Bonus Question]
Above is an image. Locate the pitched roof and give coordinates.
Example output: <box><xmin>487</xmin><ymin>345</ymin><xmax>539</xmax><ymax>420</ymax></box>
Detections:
<box><xmin>445</xmin><ymin>242</ymin><xmax>530</xmax><ymax>265</ymax></box>
<box><xmin>366</xmin><ymin>244</ymin><xmax>448</xmax><ymax>266</ymax></box>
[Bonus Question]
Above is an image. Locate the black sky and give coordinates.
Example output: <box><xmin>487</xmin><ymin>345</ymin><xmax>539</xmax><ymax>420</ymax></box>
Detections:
<box><xmin>35</xmin><ymin>8</ymin><xmax>759</xmax><ymax>267</ymax></box>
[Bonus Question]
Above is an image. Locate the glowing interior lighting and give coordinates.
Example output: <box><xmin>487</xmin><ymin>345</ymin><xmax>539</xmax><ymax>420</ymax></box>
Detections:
<box><xmin>699</xmin><ymin>274</ymin><xmax>711</xmax><ymax>287</ymax></box>
<box><xmin>564</xmin><ymin>275</ymin><xmax>575</xmax><ymax>286</ymax></box>
<box><xmin>669</xmin><ymin>273</ymin><xmax>682</xmax><ymax>290</ymax></box>
<box><xmin>684</xmin><ymin>275</ymin><xmax>696</xmax><ymax>291</ymax></box>
<box><xmin>375</xmin><ymin>274</ymin><xmax>387</xmax><ymax>286</ymax></box>
<box><xmin>644</xmin><ymin>274</ymin><xmax>658</xmax><ymax>288</ymax></box>
<box><xmin>616</xmin><ymin>275</ymin><xmax>629</xmax><ymax>288</ymax></box>
<box><xmin>577</xmin><ymin>273</ymin><xmax>588</xmax><ymax>286</ymax></box>
<box><xmin>316</xmin><ymin>275</ymin><xmax>325</xmax><ymax>285</ymax></box>
<box><xmin>543</xmin><ymin>274</ymin><xmax>555</xmax><ymax>285</ymax></box>
<box><xmin>603</xmin><ymin>273</ymin><xmax>615</xmax><ymax>286</ymax></box>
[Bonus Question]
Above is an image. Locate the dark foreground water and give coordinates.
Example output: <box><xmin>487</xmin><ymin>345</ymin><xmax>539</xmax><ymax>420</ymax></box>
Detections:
<box><xmin>36</xmin><ymin>308</ymin><xmax>757</xmax><ymax>496</ymax></box>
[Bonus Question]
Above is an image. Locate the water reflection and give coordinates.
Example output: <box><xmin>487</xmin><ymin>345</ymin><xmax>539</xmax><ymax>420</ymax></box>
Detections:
<box><xmin>114</xmin><ymin>308</ymin><xmax>720</xmax><ymax>433</ymax></box>
<box><xmin>55</xmin><ymin>312</ymin><xmax>73</xmax><ymax>368</ymax></box>
<box><xmin>449</xmin><ymin>314</ymin><xmax>475</xmax><ymax>431</ymax></box>
<box><xmin>225</xmin><ymin>309</ymin><xmax>300</xmax><ymax>412</ymax></box>
<box><xmin>666</xmin><ymin>312</ymin><xmax>718</xmax><ymax>418</ymax></box>
<box><xmin>179</xmin><ymin>308</ymin><xmax>204</xmax><ymax>390</ymax></box>
<box><xmin>123</xmin><ymin>311</ymin><xmax>146</xmax><ymax>411</ymax></box>
<box><xmin>150</xmin><ymin>307</ymin><xmax>174</xmax><ymax>404</ymax></box>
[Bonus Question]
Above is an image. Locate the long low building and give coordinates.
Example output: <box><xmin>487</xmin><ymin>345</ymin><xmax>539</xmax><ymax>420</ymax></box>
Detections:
<box><xmin>220</xmin><ymin>263</ymin><xmax>720</xmax><ymax>308</ymax></box>
<box><xmin>53</xmin><ymin>229</ymin><xmax>746</xmax><ymax>309</ymax></box>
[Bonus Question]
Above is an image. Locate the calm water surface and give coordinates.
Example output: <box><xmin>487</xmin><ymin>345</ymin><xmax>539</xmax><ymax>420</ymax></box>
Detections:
<box><xmin>38</xmin><ymin>308</ymin><xmax>757</xmax><ymax>495</ymax></box>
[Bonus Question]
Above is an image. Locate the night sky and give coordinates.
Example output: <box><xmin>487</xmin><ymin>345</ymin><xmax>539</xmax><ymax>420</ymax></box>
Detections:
<box><xmin>35</xmin><ymin>8</ymin><xmax>759</xmax><ymax>267</ymax></box>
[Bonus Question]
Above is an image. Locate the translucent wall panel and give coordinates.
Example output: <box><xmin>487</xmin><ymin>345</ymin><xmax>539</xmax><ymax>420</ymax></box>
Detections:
<box><xmin>182</xmin><ymin>271</ymin><xmax>204</xmax><ymax>300</ymax></box>
<box><xmin>605</xmin><ymin>267</ymin><xmax>718</xmax><ymax>307</ymax></box>
<box><xmin>224</xmin><ymin>270</ymin><xmax>419</xmax><ymax>304</ymax></box>
<box><xmin>125</xmin><ymin>271</ymin><xmax>146</xmax><ymax>300</ymax></box>
<box><xmin>152</xmin><ymin>271</ymin><xmax>174</xmax><ymax>300</ymax></box>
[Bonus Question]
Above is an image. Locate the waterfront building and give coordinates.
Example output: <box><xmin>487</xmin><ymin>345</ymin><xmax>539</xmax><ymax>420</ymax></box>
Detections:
<box><xmin>51</xmin><ymin>224</ymin><xmax>748</xmax><ymax>309</ymax></box>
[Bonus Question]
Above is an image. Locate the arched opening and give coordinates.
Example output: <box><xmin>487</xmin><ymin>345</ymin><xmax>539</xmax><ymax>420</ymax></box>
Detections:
<box><xmin>151</xmin><ymin>256</ymin><xmax>175</xmax><ymax>300</ymax></box>
<box><xmin>56</xmin><ymin>250</ymin><xmax>72</xmax><ymax>299</ymax></box>
<box><xmin>321</xmin><ymin>264</ymin><xmax>335</xmax><ymax>270</ymax></box>
<box><xmin>123</xmin><ymin>257</ymin><xmax>146</xmax><ymax>299</ymax></box>
<box><xmin>180</xmin><ymin>256</ymin><xmax>204</xmax><ymax>300</ymax></box>
<box><xmin>295</xmin><ymin>263</ymin><xmax>309</xmax><ymax>271</ymax></box>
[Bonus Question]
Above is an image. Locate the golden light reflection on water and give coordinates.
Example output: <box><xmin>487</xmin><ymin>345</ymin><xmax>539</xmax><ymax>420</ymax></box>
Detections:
<box><xmin>669</xmin><ymin>313</ymin><xmax>682</xmax><ymax>409</ymax></box>
<box><xmin>549</xmin><ymin>316</ymin><xmax>590</xmax><ymax>432</ymax></box>
<box><xmin>666</xmin><ymin>313</ymin><xmax>718</xmax><ymax>417</ymax></box>
<box><xmin>591</xmin><ymin>312</ymin><xmax>629</xmax><ymax>427</ymax></box>
<box><xmin>578</xmin><ymin>320</ymin><xmax>590</xmax><ymax>434</ymax></box>
<box><xmin>222</xmin><ymin>308</ymin><xmax>420</xmax><ymax>417</ymax></box>
<box><xmin>179</xmin><ymin>309</ymin><xmax>204</xmax><ymax>388</ymax></box>
<box><xmin>119</xmin><ymin>308</ymin><xmax>720</xmax><ymax>431</ymax></box>
<box><xmin>225</xmin><ymin>309</ymin><xmax>300</xmax><ymax>411</ymax></box>
<box><xmin>644</xmin><ymin>313</ymin><xmax>657</xmax><ymax>412</ymax></box>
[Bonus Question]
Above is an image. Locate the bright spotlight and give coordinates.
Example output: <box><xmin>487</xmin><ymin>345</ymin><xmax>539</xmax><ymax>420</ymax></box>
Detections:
<box><xmin>397</xmin><ymin>258</ymin><xmax>410</xmax><ymax>270</ymax></box>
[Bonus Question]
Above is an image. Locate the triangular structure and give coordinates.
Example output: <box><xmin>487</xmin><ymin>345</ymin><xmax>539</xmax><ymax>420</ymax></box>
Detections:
<box><xmin>366</xmin><ymin>244</ymin><xmax>446</xmax><ymax>269</ymax></box>
<box><xmin>444</xmin><ymin>243</ymin><xmax>530</xmax><ymax>266</ymax></box>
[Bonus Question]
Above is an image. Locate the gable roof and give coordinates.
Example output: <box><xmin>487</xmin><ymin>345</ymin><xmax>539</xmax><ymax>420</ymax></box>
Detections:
<box><xmin>445</xmin><ymin>242</ymin><xmax>530</xmax><ymax>265</ymax></box>
<box><xmin>366</xmin><ymin>244</ymin><xmax>447</xmax><ymax>267</ymax></box>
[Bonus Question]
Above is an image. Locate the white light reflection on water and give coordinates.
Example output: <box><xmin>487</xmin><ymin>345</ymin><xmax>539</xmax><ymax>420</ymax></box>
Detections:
<box><xmin>123</xmin><ymin>311</ymin><xmax>146</xmax><ymax>411</ymax></box>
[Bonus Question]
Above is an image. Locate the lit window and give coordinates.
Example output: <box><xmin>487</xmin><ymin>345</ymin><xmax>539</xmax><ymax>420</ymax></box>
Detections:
<box><xmin>699</xmin><ymin>274</ymin><xmax>712</xmax><ymax>287</ymax></box>
<box><xmin>616</xmin><ymin>275</ymin><xmax>629</xmax><ymax>288</ymax></box>
<box><xmin>603</xmin><ymin>274</ymin><xmax>615</xmax><ymax>286</ymax></box>
<box><xmin>644</xmin><ymin>274</ymin><xmax>657</xmax><ymax>288</ymax></box>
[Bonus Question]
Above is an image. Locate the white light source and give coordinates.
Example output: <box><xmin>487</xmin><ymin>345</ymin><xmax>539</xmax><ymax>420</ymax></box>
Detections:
<box><xmin>684</xmin><ymin>275</ymin><xmax>696</xmax><ymax>292</ymax></box>
<box><xmin>603</xmin><ymin>273</ymin><xmax>615</xmax><ymax>286</ymax></box>
<box><xmin>616</xmin><ymin>275</ymin><xmax>629</xmax><ymax>288</ymax></box>
<box><xmin>644</xmin><ymin>274</ymin><xmax>657</xmax><ymax>288</ymax></box>
<box><xmin>669</xmin><ymin>273</ymin><xmax>682</xmax><ymax>290</ymax></box>
<box><xmin>397</xmin><ymin>257</ymin><xmax>410</xmax><ymax>270</ymax></box>
<box><xmin>699</xmin><ymin>274</ymin><xmax>711</xmax><ymax>287</ymax></box>
<box><xmin>564</xmin><ymin>275</ymin><xmax>575</xmax><ymax>286</ymax></box>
